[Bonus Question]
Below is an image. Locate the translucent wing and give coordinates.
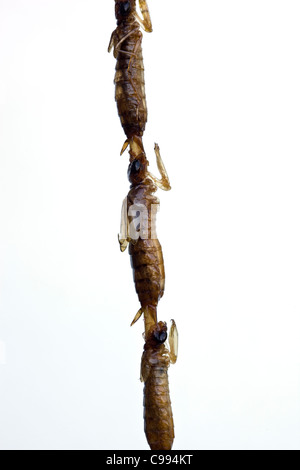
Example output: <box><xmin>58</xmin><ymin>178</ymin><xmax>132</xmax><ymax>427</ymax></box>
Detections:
<box><xmin>169</xmin><ymin>319</ymin><xmax>178</xmax><ymax>364</ymax></box>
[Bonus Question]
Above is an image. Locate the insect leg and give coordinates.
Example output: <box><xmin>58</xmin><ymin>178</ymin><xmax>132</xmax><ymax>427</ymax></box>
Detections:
<box><xmin>115</xmin><ymin>30</ymin><xmax>144</xmax><ymax>112</ymax></box>
<box><xmin>127</xmin><ymin>32</ymin><xmax>142</xmax><ymax>73</ymax></box>
<box><xmin>135</xmin><ymin>0</ymin><xmax>153</xmax><ymax>32</ymax></box>
<box><xmin>169</xmin><ymin>319</ymin><xmax>178</xmax><ymax>364</ymax></box>
<box><xmin>114</xmin><ymin>27</ymin><xmax>140</xmax><ymax>55</ymax></box>
<box><xmin>148</xmin><ymin>143</ymin><xmax>171</xmax><ymax>191</ymax></box>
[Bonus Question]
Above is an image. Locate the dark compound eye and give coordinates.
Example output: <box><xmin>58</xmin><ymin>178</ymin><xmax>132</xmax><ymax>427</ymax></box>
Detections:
<box><xmin>128</xmin><ymin>158</ymin><xmax>146</xmax><ymax>183</ymax></box>
<box><xmin>131</xmin><ymin>159</ymin><xmax>141</xmax><ymax>174</ymax></box>
<box><xmin>119</xmin><ymin>1</ymin><xmax>131</xmax><ymax>16</ymax></box>
<box><xmin>154</xmin><ymin>330</ymin><xmax>167</xmax><ymax>344</ymax></box>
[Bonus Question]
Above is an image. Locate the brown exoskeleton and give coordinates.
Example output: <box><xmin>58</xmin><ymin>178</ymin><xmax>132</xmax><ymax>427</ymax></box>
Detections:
<box><xmin>119</xmin><ymin>137</ymin><xmax>171</xmax><ymax>333</ymax></box>
<box><xmin>141</xmin><ymin>320</ymin><xmax>178</xmax><ymax>450</ymax></box>
<box><xmin>108</xmin><ymin>1</ymin><xmax>152</xmax><ymax>144</ymax></box>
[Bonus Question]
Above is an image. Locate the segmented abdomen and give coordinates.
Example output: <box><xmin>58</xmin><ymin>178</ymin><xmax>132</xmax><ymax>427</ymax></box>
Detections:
<box><xmin>129</xmin><ymin>239</ymin><xmax>165</xmax><ymax>308</ymax></box>
<box><xmin>114</xmin><ymin>28</ymin><xmax>147</xmax><ymax>138</ymax></box>
<box><xmin>143</xmin><ymin>361</ymin><xmax>174</xmax><ymax>450</ymax></box>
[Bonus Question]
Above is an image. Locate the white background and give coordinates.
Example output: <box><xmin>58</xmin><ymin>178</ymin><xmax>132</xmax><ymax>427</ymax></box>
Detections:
<box><xmin>0</xmin><ymin>0</ymin><xmax>300</xmax><ymax>450</ymax></box>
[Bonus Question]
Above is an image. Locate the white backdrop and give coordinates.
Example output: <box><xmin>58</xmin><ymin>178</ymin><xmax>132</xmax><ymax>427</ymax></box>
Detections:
<box><xmin>1</xmin><ymin>0</ymin><xmax>300</xmax><ymax>450</ymax></box>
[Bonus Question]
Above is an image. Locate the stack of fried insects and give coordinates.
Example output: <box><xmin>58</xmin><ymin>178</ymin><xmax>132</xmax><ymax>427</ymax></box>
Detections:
<box><xmin>108</xmin><ymin>1</ymin><xmax>178</xmax><ymax>450</ymax></box>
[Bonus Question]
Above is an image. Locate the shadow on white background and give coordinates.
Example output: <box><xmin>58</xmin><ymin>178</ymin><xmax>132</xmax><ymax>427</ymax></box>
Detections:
<box><xmin>0</xmin><ymin>0</ymin><xmax>300</xmax><ymax>450</ymax></box>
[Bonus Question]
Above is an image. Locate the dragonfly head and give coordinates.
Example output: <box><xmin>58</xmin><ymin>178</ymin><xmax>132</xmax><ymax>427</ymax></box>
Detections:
<box><xmin>153</xmin><ymin>325</ymin><xmax>167</xmax><ymax>344</ymax></box>
<box><xmin>115</xmin><ymin>0</ymin><xmax>135</xmax><ymax>22</ymax></box>
<box><xmin>128</xmin><ymin>154</ymin><xmax>148</xmax><ymax>185</ymax></box>
<box><xmin>147</xmin><ymin>321</ymin><xmax>168</xmax><ymax>346</ymax></box>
